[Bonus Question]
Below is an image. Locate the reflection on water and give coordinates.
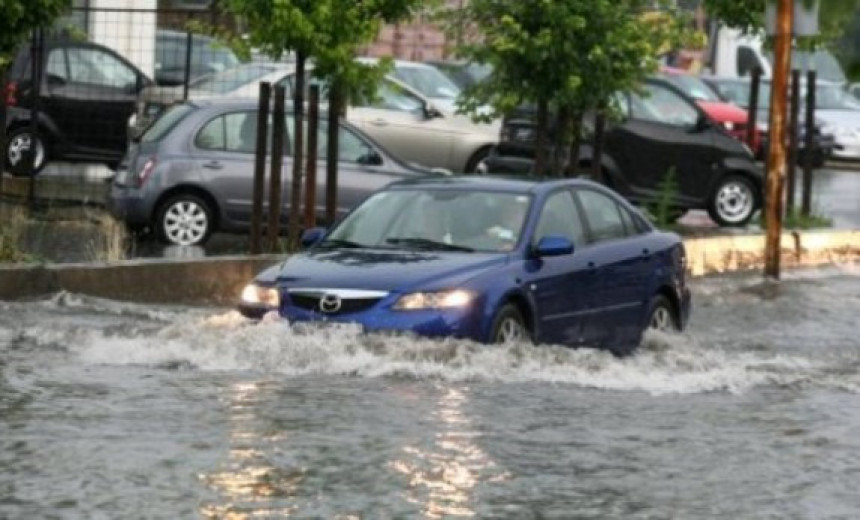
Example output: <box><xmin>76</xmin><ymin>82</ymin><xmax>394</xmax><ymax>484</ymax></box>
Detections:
<box><xmin>390</xmin><ymin>386</ymin><xmax>508</xmax><ymax>518</ymax></box>
<box><xmin>200</xmin><ymin>381</ymin><xmax>302</xmax><ymax>519</ymax></box>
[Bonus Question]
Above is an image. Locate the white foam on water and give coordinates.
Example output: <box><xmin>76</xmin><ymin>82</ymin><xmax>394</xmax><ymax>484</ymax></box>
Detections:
<box><xmin>60</xmin><ymin>310</ymin><xmax>858</xmax><ymax>396</ymax></box>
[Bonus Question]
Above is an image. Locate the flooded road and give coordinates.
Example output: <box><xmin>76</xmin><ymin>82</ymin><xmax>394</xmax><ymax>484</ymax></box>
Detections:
<box><xmin>1</xmin><ymin>266</ymin><xmax>860</xmax><ymax>518</ymax></box>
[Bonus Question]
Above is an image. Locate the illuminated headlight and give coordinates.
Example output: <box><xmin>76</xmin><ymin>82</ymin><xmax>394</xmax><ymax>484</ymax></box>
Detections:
<box><xmin>241</xmin><ymin>284</ymin><xmax>280</xmax><ymax>307</ymax></box>
<box><xmin>393</xmin><ymin>290</ymin><xmax>474</xmax><ymax>310</ymax></box>
<box><xmin>723</xmin><ymin>121</ymin><xmax>735</xmax><ymax>131</ymax></box>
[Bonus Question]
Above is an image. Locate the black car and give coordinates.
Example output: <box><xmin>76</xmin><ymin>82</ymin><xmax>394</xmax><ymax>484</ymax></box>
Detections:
<box><xmin>154</xmin><ymin>29</ymin><xmax>241</xmax><ymax>87</ymax></box>
<box><xmin>483</xmin><ymin>78</ymin><xmax>764</xmax><ymax>227</ymax></box>
<box><xmin>3</xmin><ymin>38</ymin><xmax>152</xmax><ymax>176</ymax></box>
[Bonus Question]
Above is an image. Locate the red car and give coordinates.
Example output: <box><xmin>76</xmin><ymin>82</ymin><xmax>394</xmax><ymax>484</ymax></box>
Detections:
<box><xmin>660</xmin><ymin>68</ymin><xmax>762</xmax><ymax>153</ymax></box>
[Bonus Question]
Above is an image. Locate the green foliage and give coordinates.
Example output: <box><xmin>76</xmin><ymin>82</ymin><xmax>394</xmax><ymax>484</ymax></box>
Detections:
<box><xmin>647</xmin><ymin>167</ymin><xmax>681</xmax><ymax>229</ymax></box>
<box><xmin>184</xmin><ymin>20</ymin><xmax>253</xmax><ymax>62</ymax></box>
<box><xmin>0</xmin><ymin>0</ymin><xmax>70</xmax><ymax>67</ymax></box>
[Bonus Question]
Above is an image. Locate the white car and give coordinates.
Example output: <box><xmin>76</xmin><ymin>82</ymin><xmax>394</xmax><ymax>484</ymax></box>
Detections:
<box><xmin>132</xmin><ymin>61</ymin><xmax>499</xmax><ymax>173</ymax></box>
<box><xmin>814</xmin><ymin>81</ymin><xmax>860</xmax><ymax>160</ymax></box>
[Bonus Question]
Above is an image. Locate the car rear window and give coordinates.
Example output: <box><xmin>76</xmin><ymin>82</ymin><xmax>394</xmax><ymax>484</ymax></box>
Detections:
<box><xmin>141</xmin><ymin>103</ymin><xmax>195</xmax><ymax>143</ymax></box>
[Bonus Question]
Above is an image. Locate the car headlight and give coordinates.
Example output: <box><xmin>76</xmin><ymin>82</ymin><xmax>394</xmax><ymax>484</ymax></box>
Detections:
<box><xmin>723</xmin><ymin>121</ymin><xmax>735</xmax><ymax>131</ymax></box>
<box><xmin>241</xmin><ymin>284</ymin><xmax>280</xmax><ymax>308</ymax></box>
<box><xmin>393</xmin><ymin>290</ymin><xmax>474</xmax><ymax>310</ymax></box>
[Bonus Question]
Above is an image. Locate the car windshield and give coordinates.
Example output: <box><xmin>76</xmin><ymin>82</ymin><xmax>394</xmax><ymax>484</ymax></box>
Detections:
<box><xmin>140</xmin><ymin>103</ymin><xmax>195</xmax><ymax>143</ymax></box>
<box><xmin>664</xmin><ymin>74</ymin><xmax>722</xmax><ymax>102</ymax></box>
<box><xmin>392</xmin><ymin>66</ymin><xmax>461</xmax><ymax>100</ymax></box>
<box><xmin>765</xmin><ymin>49</ymin><xmax>847</xmax><ymax>84</ymax></box>
<box><xmin>323</xmin><ymin>189</ymin><xmax>532</xmax><ymax>253</ymax></box>
<box><xmin>713</xmin><ymin>80</ymin><xmax>772</xmax><ymax>109</ymax></box>
<box><xmin>815</xmin><ymin>84</ymin><xmax>860</xmax><ymax>110</ymax></box>
<box><xmin>191</xmin><ymin>64</ymin><xmax>277</xmax><ymax>94</ymax></box>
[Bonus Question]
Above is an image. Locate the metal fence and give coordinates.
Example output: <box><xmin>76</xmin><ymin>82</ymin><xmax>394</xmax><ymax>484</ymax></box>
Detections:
<box><xmin>0</xmin><ymin>4</ymin><xmax>255</xmax><ymax>211</ymax></box>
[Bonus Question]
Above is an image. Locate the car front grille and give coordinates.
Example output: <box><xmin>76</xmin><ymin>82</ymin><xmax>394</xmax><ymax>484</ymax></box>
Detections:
<box><xmin>287</xmin><ymin>293</ymin><xmax>383</xmax><ymax>315</ymax></box>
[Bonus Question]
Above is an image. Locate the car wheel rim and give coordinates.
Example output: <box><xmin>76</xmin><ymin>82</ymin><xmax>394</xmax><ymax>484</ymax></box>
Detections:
<box><xmin>716</xmin><ymin>181</ymin><xmax>754</xmax><ymax>224</ymax></box>
<box><xmin>163</xmin><ymin>201</ymin><xmax>208</xmax><ymax>246</ymax></box>
<box><xmin>7</xmin><ymin>134</ymin><xmax>44</xmax><ymax>169</ymax></box>
<box><xmin>496</xmin><ymin>316</ymin><xmax>525</xmax><ymax>343</ymax></box>
<box><xmin>649</xmin><ymin>305</ymin><xmax>674</xmax><ymax>332</ymax></box>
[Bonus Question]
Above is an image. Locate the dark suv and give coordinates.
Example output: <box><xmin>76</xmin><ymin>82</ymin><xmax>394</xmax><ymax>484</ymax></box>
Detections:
<box><xmin>483</xmin><ymin>78</ymin><xmax>765</xmax><ymax>227</ymax></box>
<box><xmin>3</xmin><ymin>38</ymin><xmax>151</xmax><ymax>176</ymax></box>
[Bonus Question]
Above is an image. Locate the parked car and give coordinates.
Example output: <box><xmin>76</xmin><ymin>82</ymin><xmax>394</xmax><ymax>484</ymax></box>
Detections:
<box><xmin>483</xmin><ymin>78</ymin><xmax>764</xmax><ymax>227</ymax></box>
<box><xmin>238</xmin><ymin>176</ymin><xmax>691</xmax><ymax>356</ymax></box>
<box><xmin>702</xmin><ymin>75</ymin><xmax>837</xmax><ymax>163</ymax></box>
<box><xmin>812</xmin><ymin>81</ymin><xmax>860</xmax><ymax>160</ymax></box>
<box><xmin>131</xmin><ymin>62</ymin><xmax>499</xmax><ymax>173</ymax></box>
<box><xmin>425</xmin><ymin>60</ymin><xmax>492</xmax><ymax>91</ymax></box>
<box><xmin>108</xmin><ymin>98</ymin><xmax>444</xmax><ymax>246</ymax></box>
<box><xmin>659</xmin><ymin>68</ymin><xmax>762</xmax><ymax>153</ymax></box>
<box><xmin>3</xmin><ymin>38</ymin><xmax>152</xmax><ymax>176</ymax></box>
<box><xmin>382</xmin><ymin>59</ymin><xmax>464</xmax><ymax>113</ymax></box>
<box><xmin>154</xmin><ymin>29</ymin><xmax>241</xmax><ymax>87</ymax></box>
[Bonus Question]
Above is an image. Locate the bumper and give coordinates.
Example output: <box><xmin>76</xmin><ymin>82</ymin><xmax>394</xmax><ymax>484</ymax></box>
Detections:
<box><xmin>482</xmin><ymin>149</ymin><xmax>533</xmax><ymax>175</ymax></box>
<box><xmin>107</xmin><ymin>183</ymin><xmax>152</xmax><ymax>226</ymax></box>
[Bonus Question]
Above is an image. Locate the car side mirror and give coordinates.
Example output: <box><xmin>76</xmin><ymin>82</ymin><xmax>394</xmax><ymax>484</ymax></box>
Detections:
<box><xmin>693</xmin><ymin>113</ymin><xmax>712</xmax><ymax>132</ymax></box>
<box><xmin>533</xmin><ymin>235</ymin><xmax>574</xmax><ymax>257</ymax></box>
<box><xmin>301</xmin><ymin>227</ymin><xmax>327</xmax><ymax>248</ymax></box>
<box><xmin>357</xmin><ymin>149</ymin><xmax>383</xmax><ymax>166</ymax></box>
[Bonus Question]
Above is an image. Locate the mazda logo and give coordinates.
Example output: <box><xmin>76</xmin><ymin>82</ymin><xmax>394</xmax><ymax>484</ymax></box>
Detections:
<box><xmin>319</xmin><ymin>293</ymin><xmax>342</xmax><ymax>313</ymax></box>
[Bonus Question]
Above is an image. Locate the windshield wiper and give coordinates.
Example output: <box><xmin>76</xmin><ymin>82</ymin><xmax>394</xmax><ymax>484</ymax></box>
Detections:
<box><xmin>317</xmin><ymin>238</ymin><xmax>365</xmax><ymax>249</ymax></box>
<box><xmin>385</xmin><ymin>237</ymin><xmax>474</xmax><ymax>252</ymax></box>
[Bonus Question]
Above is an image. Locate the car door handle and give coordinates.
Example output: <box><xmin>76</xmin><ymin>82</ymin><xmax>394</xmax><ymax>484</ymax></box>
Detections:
<box><xmin>587</xmin><ymin>261</ymin><xmax>597</xmax><ymax>269</ymax></box>
<box><xmin>202</xmin><ymin>161</ymin><xmax>223</xmax><ymax>170</ymax></box>
<box><xmin>370</xmin><ymin>119</ymin><xmax>388</xmax><ymax>126</ymax></box>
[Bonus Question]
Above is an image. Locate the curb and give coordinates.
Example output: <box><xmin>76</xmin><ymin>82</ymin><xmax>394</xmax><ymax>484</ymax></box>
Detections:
<box><xmin>1</xmin><ymin>231</ymin><xmax>858</xmax><ymax>306</ymax></box>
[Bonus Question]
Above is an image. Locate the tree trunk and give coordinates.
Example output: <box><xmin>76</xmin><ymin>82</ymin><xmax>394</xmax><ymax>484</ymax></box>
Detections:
<box><xmin>551</xmin><ymin>104</ymin><xmax>572</xmax><ymax>177</ymax></box>
<box><xmin>533</xmin><ymin>97</ymin><xmax>549</xmax><ymax>177</ymax></box>
<box><xmin>325</xmin><ymin>80</ymin><xmax>343</xmax><ymax>226</ymax></box>
<box><xmin>565</xmin><ymin>112</ymin><xmax>583</xmax><ymax>178</ymax></box>
<box><xmin>288</xmin><ymin>52</ymin><xmax>306</xmax><ymax>250</ymax></box>
<box><xmin>591</xmin><ymin>108</ymin><xmax>606</xmax><ymax>184</ymax></box>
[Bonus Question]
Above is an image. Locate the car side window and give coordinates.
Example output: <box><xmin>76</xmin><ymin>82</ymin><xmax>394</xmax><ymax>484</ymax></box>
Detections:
<box><xmin>354</xmin><ymin>80</ymin><xmax>424</xmax><ymax>113</ymax></box>
<box><xmin>576</xmin><ymin>190</ymin><xmax>628</xmax><ymax>243</ymax></box>
<box><xmin>617</xmin><ymin>204</ymin><xmax>639</xmax><ymax>235</ymax></box>
<box><xmin>631</xmin><ymin>83</ymin><xmax>699</xmax><ymax>128</ymax></box>
<box><xmin>286</xmin><ymin>117</ymin><xmax>376</xmax><ymax>163</ymax></box>
<box><xmin>45</xmin><ymin>49</ymin><xmax>68</xmax><ymax>81</ymax></box>
<box><xmin>534</xmin><ymin>191</ymin><xmax>586</xmax><ymax>247</ymax></box>
<box><xmin>66</xmin><ymin>47</ymin><xmax>137</xmax><ymax>90</ymax></box>
<box><xmin>196</xmin><ymin>111</ymin><xmax>261</xmax><ymax>153</ymax></box>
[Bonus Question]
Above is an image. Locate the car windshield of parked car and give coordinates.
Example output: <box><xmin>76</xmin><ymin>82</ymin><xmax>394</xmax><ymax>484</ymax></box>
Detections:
<box><xmin>141</xmin><ymin>103</ymin><xmax>195</xmax><ymax>143</ymax></box>
<box><xmin>630</xmin><ymin>83</ymin><xmax>700</xmax><ymax>127</ymax></box>
<box><xmin>191</xmin><ymin>64</ymin><xmax>276</xmax><ymax>94</ymax></box>
<box><xmin>391</xmin><ymin>66</ymin><xmax>461</xmax><ymax>101</ymax></box>
<box><xmin>815</xmin><ymin>84</ymin><xmax>860</xmax><ymax>110</ymax></box>
<box><xmin>765</xmin><ymin>49</ymin><xmax>847</xmax><ymax>84</ymax></box>
<box><xmin>714</xmin><ymin>80</ymin><xmax>772</xmax><ymax>110</ymax></box>
<box><xmin>664</xmin><ymin>74</ymin><xmax>722</xmax><ymax>102</ymax></box>
<box><xmin>323</xmin><ymin>189</ymin><xmax>532</xmax><ymax>253</ymax></box>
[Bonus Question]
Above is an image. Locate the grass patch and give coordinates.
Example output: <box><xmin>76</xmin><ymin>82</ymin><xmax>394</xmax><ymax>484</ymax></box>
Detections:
<box><xmin>760</xmin><ymin>208</ymin><xmax>832</xmax><ymax>230</ymax></box>
<box><xmin>0</xmin><ymin>206</ymin><xmax>35</xmax><ymax>264</ymax></box>
<box><xmin>85</xmin><ymin>211</ymin><xmax>129</xmax><ymax>263</ymax></box>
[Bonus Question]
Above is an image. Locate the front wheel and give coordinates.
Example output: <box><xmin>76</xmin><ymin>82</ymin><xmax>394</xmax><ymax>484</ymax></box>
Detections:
<box><xmin>489</xmin><ymin>303</ymin><xmax>529</xmax><ymax>344</ymax></box>
<box><xmin>5</xmin><ymin>128</ymin><xmax>48</xmax><ymax>176</ymax></box>
<box><xmin>155</xmin><ymin>194</ymin><xmax>215</xmax><ymax>246</ymax></box>
<box><xmin>707</xmin><ymin>174</ymin><xmax>757</xmax><ymax>227</ymax></box>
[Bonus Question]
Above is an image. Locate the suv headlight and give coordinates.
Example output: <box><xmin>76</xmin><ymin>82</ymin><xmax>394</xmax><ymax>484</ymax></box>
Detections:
<box><xmin>241</xmin><ymin>284</ymin><xmax>280</xmax><ymax>308</ymax></box>
<box><xmin>393</xmin><ymin>290</ymin><xmax>473</xmax><ymax>310</ymax></box>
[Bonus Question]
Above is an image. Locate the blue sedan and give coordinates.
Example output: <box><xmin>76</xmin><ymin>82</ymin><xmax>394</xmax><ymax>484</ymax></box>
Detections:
<box><xmin>239</xmin><ymin>176</ymin><xmax>691</xmax><ymax>356</ymax></box>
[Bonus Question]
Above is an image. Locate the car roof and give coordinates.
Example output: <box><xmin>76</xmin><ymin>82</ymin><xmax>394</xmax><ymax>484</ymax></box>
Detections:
<box><xmin>385</xmin><ymin>175</ymin><xmax>604</xmax><ymax>194</ymax></box>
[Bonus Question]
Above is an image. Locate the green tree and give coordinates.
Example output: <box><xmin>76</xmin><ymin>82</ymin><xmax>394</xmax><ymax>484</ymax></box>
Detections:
<box><xmin>1</xmin><ymin>0</ymin><xmax>69</xmax><ymax>185</ymax></box>
<box><xmin>452</xmin><ymin>0</ymin><xmax>691</xmax><ymax>177</ymax></box>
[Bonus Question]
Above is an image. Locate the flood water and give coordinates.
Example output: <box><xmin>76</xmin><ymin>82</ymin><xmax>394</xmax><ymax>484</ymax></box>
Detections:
<box><xmin>1</xmin><ymin>265</ymin><xmax>860</xmax><ymax>519</ymax></box>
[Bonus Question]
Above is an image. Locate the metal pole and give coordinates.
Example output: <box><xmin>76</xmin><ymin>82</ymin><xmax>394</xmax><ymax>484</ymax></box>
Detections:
<box><xmin>304</xmin><ymin>85</ymin><xmax>319</xmax><ymax>230</ymax></box>
<box><xmin>0</xmin><ymin>66</ymin><xmax>8</xmax><ymax>198</ymax></box>
<box><xmin>182</xmin><ymin>31</ymin><xmax>193</xmax><ymax>100</ymax></box>
<box><xmin>763</xmin><ymin>0</ymin><xmax>793</xmax><ymax>280</ymax></box>
<box><xmin>250</xmin><ymin>82</ymin><xmax>271</xmax><ymax>255</ymax></box>
<box><xmin>28</xmin><ymin>29</ymin><xmax>44</xmax><ymax>214</ymax></box>
<box><xmin>801</xmin><ymin>70</ymin><xmax>816</xmax><ymax>216</ymax></box>
<box><xmin>325</xmin><ymin>82</ymin><xmax>340</xmax><ymax>225</ymax></box>
<box><xmin>267</xmin><ymin>85</ymin><xmax>286</xmax><ymax>252</ymax></box>
<box><xmin>746</xmin><ymin>67</ymin><xmax>762</xmax><ymax>151</ymax></box>
<box><xmin>287</xmin><ymin>53</ymin><xmax>307</xmax><ymax>251</ymax></box>
<box><xmin>786</xmin><ymin>69</ymin><xmax>800</xmax><ymax>215</ymax></box>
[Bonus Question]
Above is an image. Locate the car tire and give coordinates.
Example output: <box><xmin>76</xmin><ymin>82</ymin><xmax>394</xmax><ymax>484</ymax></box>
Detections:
<box><xmin>489</xmin><ymin>303</ymin><xmax>530</xmax><ymax>344</ymax></box>
<box><xmin>155</xmin><ymin>193</ymin><xmax>214</xmax><ymax>246</ymax></box>
<box><xmin>465</xmin><ymin>147</ymin><xmax>492</xmax><ymax>174</ymax></box>
<box><xmin>646</xmin><ymin>294</ymin><xmax>679</xmax><ymax>333</ymax></box>
<box><xmin>5</xmin><ymin>127</ymin><xmax>48</xmax><ymax>177</ymax></box>
<box><xmin>707</xmin><ymin>174</ymin><xmax>757</xmax><ymax>227</ymax></box>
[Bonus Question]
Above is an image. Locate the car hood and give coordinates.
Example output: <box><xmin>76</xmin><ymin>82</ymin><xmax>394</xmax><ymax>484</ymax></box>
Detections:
<box><xmin>262</xmin><ymin>249</ymin><xmax>508</xmax><ymax>293</ymax></box>
<box><xmin>697</xmin><ymin>101</ymin><xmax>749</xmax><ymax>123</ymax></box>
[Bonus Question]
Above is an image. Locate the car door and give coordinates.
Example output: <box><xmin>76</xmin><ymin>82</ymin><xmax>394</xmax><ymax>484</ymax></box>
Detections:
<box><xmin>526</xmin><ymin>189</ymin><xmax>595</xmax><ymax>346</ymax></box>
<box><xmin>608</xmin><ymin>81</ymin><xmax>716</xmax><ymax>208</ymax></box>
<box><xmin>348</xmin><ymin>79</ymin><xmax>456</xmax><ymax>170</ymax></box>
<box><xmin>191</xmin><ymin>109</ymin><xmax>283</xmax><ymax>227</ymax></box>
<box><xmin>574</xmin><ymin>189</ymin><xmax>651</xmax><ymax>347</ymax></box>
<box><xmin>42</xmin><ymin>44</ymin><xmax>144</xmax><ymax>158</ymax></box>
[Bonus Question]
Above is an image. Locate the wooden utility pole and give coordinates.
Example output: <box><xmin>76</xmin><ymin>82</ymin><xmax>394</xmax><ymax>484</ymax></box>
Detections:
<box><xmin>763</xmin><ymin>0</ymin><xmax>793</xmax><ymax>279</ymax></box>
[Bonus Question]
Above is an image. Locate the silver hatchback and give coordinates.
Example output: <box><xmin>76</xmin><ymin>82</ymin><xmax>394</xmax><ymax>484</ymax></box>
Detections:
<box><xmin>109</xmin><ymin>98</ymin><xmax>442</xmax><ymax>246</ymax></box>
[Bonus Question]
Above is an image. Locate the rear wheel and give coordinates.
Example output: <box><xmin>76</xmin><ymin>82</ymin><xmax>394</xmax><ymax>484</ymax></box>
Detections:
<box><xmin>5</xmin><ymin>127</ymin><xmax>48</xmax><ymax>176</ymax></box>
<box><xmin>465</xmin><ymin>147</ymin><xmax>492</xmax><ymax>174</ymax></box>
<box><xmin>489</xmin><ymin>303</ymin><xmax>529</xmax><ymax>344</ymax></box>
<box><xmin>647</xmin><ymin>294</ymin><xmax>679</xmax><ymax>333</ymax></box>
<box><xmin>155</xmin><ymin>194</ymin><xmax>215</xmax><ymax>246</ymax></box>
<box><xmin>707</xmin><ymin>174</ymin><xmax>757</xmax><ymax>227</ymax></box>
